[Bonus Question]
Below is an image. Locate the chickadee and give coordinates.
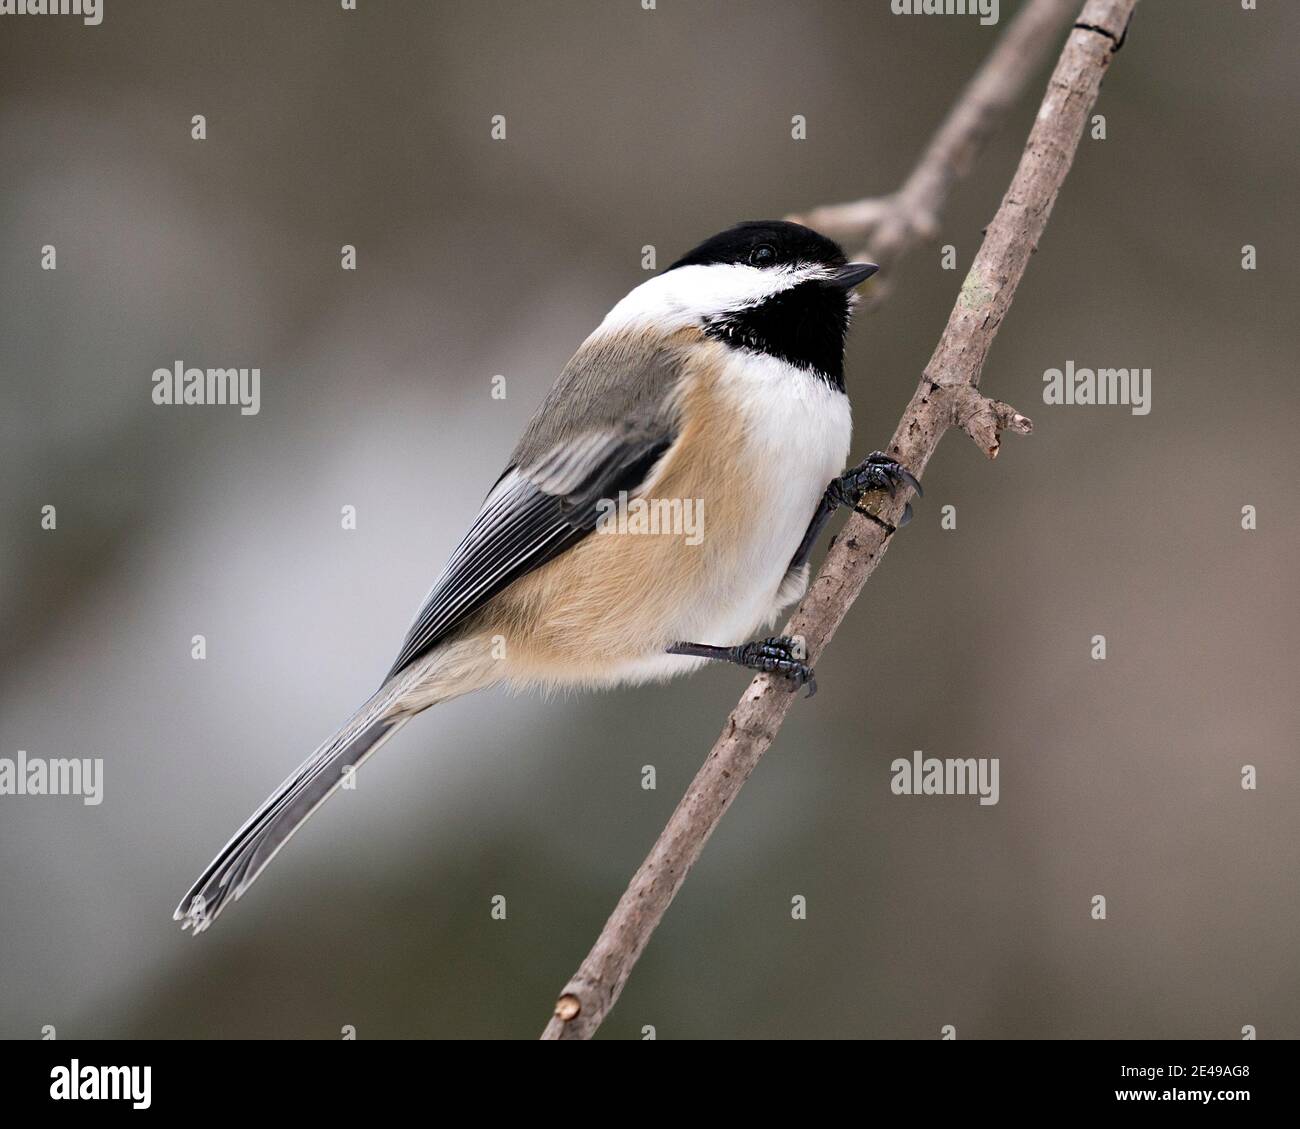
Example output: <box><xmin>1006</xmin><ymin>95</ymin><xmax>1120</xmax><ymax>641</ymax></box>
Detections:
<box><xmin>175</xmin><ymin>220</ymin><xmax>920</xmax><ymax>932</ymax></box>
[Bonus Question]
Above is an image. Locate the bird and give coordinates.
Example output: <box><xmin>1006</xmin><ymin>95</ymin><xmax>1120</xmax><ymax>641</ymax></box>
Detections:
<box><xmin>174</xmin><ymin>219</ymin><xmax>920</xmax><ymax>933</ymax></box>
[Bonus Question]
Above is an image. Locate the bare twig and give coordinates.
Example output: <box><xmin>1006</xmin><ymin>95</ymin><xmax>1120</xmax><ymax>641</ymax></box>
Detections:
<box><xmin>542</xmin><ymin>0</ymin><xmax>1139</xmax><ymax>1040</ymax></box>
<box><xmin>788</xmin><ymin>0</ymin><xmax>1079</xmax><ymax>309</ymax></box>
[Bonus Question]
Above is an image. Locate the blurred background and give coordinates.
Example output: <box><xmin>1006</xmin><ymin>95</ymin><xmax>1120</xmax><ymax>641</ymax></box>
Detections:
<box><xmin>1</xmin><ymin>0</ymin><xmax>1296</xmax><ymax>1040</ymax></box>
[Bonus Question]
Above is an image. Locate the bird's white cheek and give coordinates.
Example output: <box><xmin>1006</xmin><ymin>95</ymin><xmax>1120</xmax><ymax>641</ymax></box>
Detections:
<box><xmin>597</xmin><ymin>263</ymin><xmax>801</xmax><ymax>335</ymax></box>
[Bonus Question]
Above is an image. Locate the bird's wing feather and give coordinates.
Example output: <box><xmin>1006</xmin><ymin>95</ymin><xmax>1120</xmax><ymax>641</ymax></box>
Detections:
<box><xmin>386</xmin><ymin>335</ymin><xmax>687</xmax><ymax>679</ymax></box>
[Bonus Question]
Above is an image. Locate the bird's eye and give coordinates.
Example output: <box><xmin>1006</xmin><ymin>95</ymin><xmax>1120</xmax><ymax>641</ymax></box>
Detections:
<box><xmin>749</xmin><ymin>244</ymin><xmax>777</xmax><ymax>266</ymax></box>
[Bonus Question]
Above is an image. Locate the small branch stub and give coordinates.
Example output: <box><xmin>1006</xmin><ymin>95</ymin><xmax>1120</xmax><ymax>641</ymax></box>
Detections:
<box><xmin>553</xmin><ymin>994</ymin><xmax>581</xmax><ymax>1022</ymax></box>
<box><xmin>952</xmin><ymin>386</ymin><xmax>1034</xmax><ymax>459</ymax></box>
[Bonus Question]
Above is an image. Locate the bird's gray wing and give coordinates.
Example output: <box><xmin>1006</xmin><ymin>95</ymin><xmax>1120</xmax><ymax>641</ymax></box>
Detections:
<box><xmin>386</xmin><ymin>336</ymin><xmax>686</xmax><ymax>680</ymax></box>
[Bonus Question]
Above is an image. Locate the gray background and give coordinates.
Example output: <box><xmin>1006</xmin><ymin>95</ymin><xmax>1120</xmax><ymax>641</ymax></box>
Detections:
<box><xmin>1</xmin><ymin>0</ymin><xmax>1296</xmax><ymax>1039</ymax></box>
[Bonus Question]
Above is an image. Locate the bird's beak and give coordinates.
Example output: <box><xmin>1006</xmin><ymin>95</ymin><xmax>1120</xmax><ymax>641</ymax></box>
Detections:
<box><xmin>828</xmin><ymin>262</ymin><xmax>880</xmax><ymax>289</ymax></box>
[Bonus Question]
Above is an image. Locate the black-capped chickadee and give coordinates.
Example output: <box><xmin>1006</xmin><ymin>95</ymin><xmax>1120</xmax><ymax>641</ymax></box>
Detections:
<box><xmin>175</xmin><ymin>220</ymin><xmax>920</xmax><ymax>932</ymax></box>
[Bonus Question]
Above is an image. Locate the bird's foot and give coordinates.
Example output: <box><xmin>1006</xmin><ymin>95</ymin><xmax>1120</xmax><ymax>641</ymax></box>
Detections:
<box><xmin>829</xmin><ymin>451</ymin><xmax>922</xmax><ymax>523</ymax></box>
<box><xmin>668</xmin><ymin>634</ymin><xmax>817</xmax><ymax>697</ymax></box>
<box><xmin>730</xmin><ymin>635</ymin><xmax>817</xmax><ymax>698</ymax></box>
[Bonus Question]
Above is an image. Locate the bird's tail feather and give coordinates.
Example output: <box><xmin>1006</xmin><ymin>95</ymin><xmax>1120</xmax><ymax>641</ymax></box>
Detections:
<box><xmin>174</xmin><ymin>694</ymin><xmax>409</xmax><ymax>933</ymax></box>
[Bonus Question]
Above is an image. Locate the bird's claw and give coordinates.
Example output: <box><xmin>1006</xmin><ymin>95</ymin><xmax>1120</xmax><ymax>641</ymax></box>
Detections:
<box><xmin>732</xmin><ymin>635</ymin><xmax>817</xmax><ymax>698</ymax></box>
<box><xmin>833</xmin><ymin>452</ymin><xmax>922</xmax><ymax>528</ymax></box>
<box><xmin>842</xmin><ymin>451</ymin><xmax>922</xmax><ymax>499</ymax></box>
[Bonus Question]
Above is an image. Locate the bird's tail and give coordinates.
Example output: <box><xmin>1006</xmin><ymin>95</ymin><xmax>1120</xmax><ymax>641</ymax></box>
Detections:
<box><xmin>173</xmin><ymin>692</ymin><xmax>409</xmax><ymax>933</ymax></box>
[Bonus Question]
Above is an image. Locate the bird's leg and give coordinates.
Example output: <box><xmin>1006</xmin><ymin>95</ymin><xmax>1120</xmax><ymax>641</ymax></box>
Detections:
<box><xmin>671</xmin><ymin>456</ymin><xmax>918</xmax><ymax>698</ymax></box>
<box><xmin>667</xmin><ymin>635</ymin><xmax>817</xmax><ymax>698</ymax></box>
<box><xmin>788</xmin><ymin>451</ymin><xmax>922</xmax><ymax>569</ymax></box>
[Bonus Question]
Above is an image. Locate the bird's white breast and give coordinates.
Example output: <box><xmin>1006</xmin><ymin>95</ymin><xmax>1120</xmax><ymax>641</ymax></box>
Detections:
<box><xmin>629</xmin><ymin>346</ymin><xmax>853</xmax><ymax>672</ymax></box>
<box><xmin>496</xmin><ymin>342</ymin><xmax>856</xmax><ymax>689</ymax></box>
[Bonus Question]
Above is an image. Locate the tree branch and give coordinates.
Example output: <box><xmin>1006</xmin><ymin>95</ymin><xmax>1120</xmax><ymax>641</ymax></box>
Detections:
<box><xmin>541</xmin><ymin>0</ymin><xmax>1138</xmax><ymax>1040</ymax></box>
<box><xmin>788</xmin><ymin>0</ymin><xmax>1081</xmax><ymax>309</ymax></box>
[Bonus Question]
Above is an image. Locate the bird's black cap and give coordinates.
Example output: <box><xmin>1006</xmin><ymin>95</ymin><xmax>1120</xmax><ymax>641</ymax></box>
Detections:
<box><xmin>667</xmin><ymin>220</ymin><xmax>849</xmax><ymax>272</ymax></box>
